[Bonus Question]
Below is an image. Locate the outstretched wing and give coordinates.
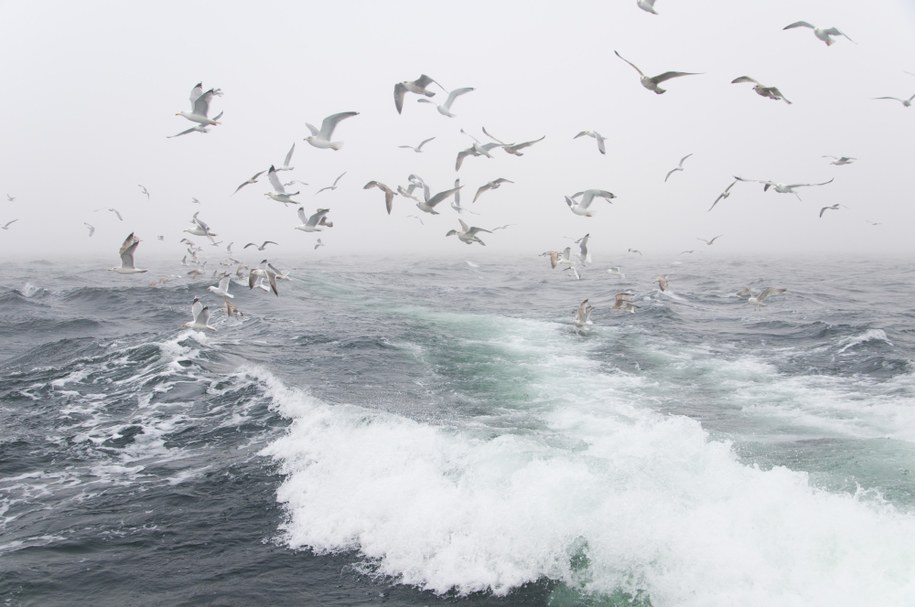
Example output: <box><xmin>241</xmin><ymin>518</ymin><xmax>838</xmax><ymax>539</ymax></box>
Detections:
<box><xmin>613</xmin><ymin>50</ymin><xmax>644</xmax><ymax>77</ymax></box>
<box><xmin>319</xmin><ymin>111</ymin><xmax>359</xmax><ymax>138</ymax></box>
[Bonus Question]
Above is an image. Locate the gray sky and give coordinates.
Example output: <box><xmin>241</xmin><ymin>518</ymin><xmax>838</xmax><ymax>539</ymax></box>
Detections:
<box><xmin>1</xmin><ymin>0</ymin><xmax>914</xmax><ymax>263</ymax></box>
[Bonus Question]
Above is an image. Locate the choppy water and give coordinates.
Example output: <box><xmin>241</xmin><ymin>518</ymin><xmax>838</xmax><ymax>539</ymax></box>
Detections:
<box><xmin>2</xmin><ymin>255</ymin><xmax>914</xmax><ymax>606</ymax></box>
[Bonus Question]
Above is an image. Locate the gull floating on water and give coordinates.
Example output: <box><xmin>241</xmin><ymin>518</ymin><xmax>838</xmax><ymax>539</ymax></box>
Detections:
<box><xmin>575</xmin><ymin>299</ymin><xmax>594</xmax><ymax>329</ymax></box>
<box><xmin>823</xmin><ymin>155</ymin><xmax>856</xmax><ymax>166</ymax></box>
<box><xmin>84</xmin><ymin>222</ymin><xmax>95</xmax><ymax>237</ymax></box>
<box><xmin>398</xmin><ymin>137</ymin><xmax>436</xmax><ymax>153</ymax></box>
<box><xmin>394</xmin><ymin>74</ymin><xmax>442</xmax><ymax>114</ymax></box>
<box><xmin>873</xmin><ymin>94</ymin><xmax>915</xmax><ymax>108</ymax></box>
<box><xmin>1</xmin><ymin>219</ymin><xmax>18</xmax><ymax>230</ymax></box>
<box><xmin>636</xmin><ymin>0</ymin><xmax>658</xmax><ymax>14</ymax></box>
<box><xmin>614</xmin><ymin>50</ymin><xmax>700</xmax><ymax>94</ymax></box>
<box><xmin>244</xmin><ymin>240</ymin><xmax>278</xmax><ymax>251</ymax></box>
<box><xmin>665</xmin><ymin>153</ymin><xmax>694</xmax><ymax>182</ymax></box>
<box><xmin>574</xmin><ymin>130</ymin><xmax>608</xmax><ymax>155</ymax></box>
<box><xmin>110</xmin><ymin>232</ymin><xmax>147</xmax><ymax>274</ymax></box>
<box><xmin>473</xmin><ymin>178</ymin><xmax>513</xmax><ymax>203</ymax></box>
<box><xmin>184</xmin><ymin>301</ymin><xmax>216</xmax><ymax>332</ymax></box>
<box><xmin>275</xmin><ymin>143</ymin><xmax>296</xmax><ymax>172</ymax></box>
<box><xmin>233</xmin><ymin>170</ymin><xmax>266</xmax><ymax>195</ymax></box>
<box><xmin>416</xmin><ymin>182</ymin><xmax>462</xmax><ymax>215</ymax></box>
<box><xmin>566</xmin><ymin>189</ymin><xmax>616</xmax><ymax>217</ymax></box>
<box><xmin>364</xmin><ymin>180</ymin><xmax>397</xmax><ymax>215</ymax></box>
<box><xmin>208</xmin><ymin>274</ymin><xmax>234</xmax><ymax>299</ymax></box>
<box><xmin>224</xmin><ymin>297</ymin><xmax>242</xmax><ymax>319</ymax></box>
<box><xmin>445</xmin><ymin>219</ymin><xmax>492</xmax><ymax>246</ymax></box>
<box><xmin>176</xmin><ymin>82</ymin><xmax>222</xmax><ymax>126</ymax></box>
<box><xmin>295</xmin><ymin>207</ymin><xmax>333</xmax><ymax>232</ymax></box>
<box><xmin>418</xmin><ymin>87</ymin><xmax>474</xmax><ymax>117</ymax></box>
<box><xmin>731</xmin><ymin>76</ymin><xmax>792</xmax><ymax>104</ymax></box>
<box><xmin>709</xmin><ymin>179</ymin><xmax>738</xmax><ymax>211</ymax></box>
<box><xmin>783</xmin><ymin>21</ymin><xmax>854</xmax><ymax>45</ymax></box>
<box><xmin>265</xmin><ymin>165</ymin><xmax>301</xmax><ymax>205</ymax></box>
<box><xmin>315</xmin><ymin>172</ymin><xmax>347</xmax><ymax>195</ymax></box>
<box><xmin>304</xmin><ymin>111</ymin><xmax>358</xmax><ymax>150</ymax></box>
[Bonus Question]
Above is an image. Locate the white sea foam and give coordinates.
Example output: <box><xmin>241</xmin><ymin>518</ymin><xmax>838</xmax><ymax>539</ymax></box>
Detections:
<box><xmin>837</xmin><ymin>328</ymin><xmax>893</xmax><ymax>354</ymax></box>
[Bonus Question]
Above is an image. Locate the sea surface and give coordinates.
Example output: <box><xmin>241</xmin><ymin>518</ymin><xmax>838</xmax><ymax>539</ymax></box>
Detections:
<box><xmin>2</xmin><ymin>254</ymin><xmax>914</xmax><ymax>607</ymax></box>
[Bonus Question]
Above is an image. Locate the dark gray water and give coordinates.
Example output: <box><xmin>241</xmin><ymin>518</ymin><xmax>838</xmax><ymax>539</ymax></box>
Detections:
<box><xmin>2</xmin><ymin>255</ymin><xmax>914</xmax><ymax>606</ymax></box>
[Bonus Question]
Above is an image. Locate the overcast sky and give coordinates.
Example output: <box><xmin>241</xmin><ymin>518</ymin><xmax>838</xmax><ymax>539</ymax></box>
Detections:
<box><xmin>1</xmin><ymin>1</ymin><xmax>913</xmax><ymax>265</ymax></box>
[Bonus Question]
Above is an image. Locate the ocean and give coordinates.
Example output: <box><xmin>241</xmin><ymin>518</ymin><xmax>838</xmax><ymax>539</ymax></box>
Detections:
<box><xmin>2</xmin><ymin>254</ymin><xmax>914</xmax><ymax>606</ymax></box>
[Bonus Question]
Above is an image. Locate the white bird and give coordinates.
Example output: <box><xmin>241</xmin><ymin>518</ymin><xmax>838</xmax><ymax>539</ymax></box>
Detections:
<box><xmin>190</xmin><ymin>197</ymin><xmax>201</xmax><ymax>204</ymax></box>
<box><xmin>233</xmin><ymin>170</ymin><xmax>267</xmax><ymax>195</ymax></box>
<box><xmin>783</xmin><ymin>21</ymin><xmax>854</xmax><ymax>46</ymax></box>
<box><xmin>613</xmin><ymin>292</ymin><xmax>638</xmax><ymax>313</ymax></box>
<box><xmin>184</xmin><ymin>304</ymin><xmax>216</xmax><ymax>331</ymax></box>
<box><xmin>304</xmin><ymin>111</ymin><xmax>359</xmax><ymax>150</ymax></box>
<box><xmin>473</xmin><ymin>178</ymin><xmax>514</xmax><ymax>203</ymax></box>
<box><xmin>819</xmin><ymin>203</ymin><xmax>844</xmax><ymax>218</ymax></box>
<box><xmin>731</xmin><ymin>76</ymin><xmax>792</xmax><ymax>104</ymax></box>
<box><xmin>451</xmin><ymin>178</ymin><xmax>473</xmax><ymax>215</ymax></box>
<box><xmin>109</xmin><ymin>232</ymin><xmax>147</xmax><ymax>274</ymax></box>
<box><xmin>394</xmin><ymin>74</ymin><xmax>441</xmax><ymax>114</ymax></box>
<box><xmin>664</xmin><ymin>153</ymin><xmax>694</xmax><ymax>182</ymax></box>
<box><xmin>416</xmin><ymin>183</ymin><xmax>462</xmax><ymax>215</ymax></box>
<box><xmin>744</xmin><ymin>287</ymin><xmax>787</xmax><ymax>308</ymax></box>
<box><xmin>628</xmin><ymin>248</ymin><xmax>643</xmax><ymax>255</ymax></box>
<box><xmin>175</xmin><ymin>82</ymin><xmax>222</xmax><ymax>126</ymax></box>
<box><xmin>84</xmin><ymin>222</ymin><xmax>95</xmax><ymax>237</ymax></box>
<box><xmin>565</xmin><ymin>265</ymin><xmax>581</xmax><ymax>281</ymax></box>
<box><xmin>455</xmin><ymin>142</ymin><xmax>502</xmax><ymax>171</ymax></box>
<box><xmin>445</xmin><ymin>219</ymin><xmax>492</xmax><ymax>246</ymax></box>
<box><xmin>275</xmin><ymin>143</ymin><xmax>296</xmax><ymax>172</ymax></box>
<box><xmin>184</xmin><ymin>211</ymin><xmax>217</xmax><ymax>237</ymax></box>
<box><xmin>295</xmin><ymin>207</ymin><xmax>333</xmax><ymax>232</ymax></box>
<box><xmin>636</xmin><ymin>0</ymin><xmax>658</xmax><ymax>14</ymax></box>
<box><xmin>248</xmin><ymin>260</ymin><xmax>279</xmax><ymax>296</ymax></box>
<box><xmin>657</xmin><ymin>274</ymin><xmax>669</xmax><ymax>292</ymax></box>
<box><xmin>574</xmin><ymin>130</ymin><xmax>608</xmax><ymax>155</ymax></box>
<box><xmin>576</xmin><ymin>233</ymin><xmax>592</xmax><ymax>265</ymax></box>
<box><xmin>418</xmin><ymin>87</ymin><xmax>474</xmax><ymax>117</ymax></box>
<box><xmin>314</xmin><ymin>238</ymin><xmax>325</xmax><ymax>250</ymax></box>
<box><xmin>1</xmin><ymin>219</ymin><xmax>18</xmax><ymax>230</ymax></box>
<box><xmin>191</xmin><ymin>296</ymin><xmax>203</xmax><ymax>320</ymax></box>
<box><xmin>138</xmin><ymin>184</ymin><xmax>150</xmax><ymax>199</ymax></box>
<box><xmin>873</xmin><ymin>94</ymin><xmax>915</xmax><ymax>108</ymax></box>
<box><xmin>823</xmin><ymin>155</ymin><xmax>856</xmax><ymax>166</ymax></box>
<box><xmin>481</xmin><ymin>127</ymin><xmax>545</xmax><ymax>156</ymax></box>
<box><xmin>208</xmin><ymin>274</ymin><xmax>234</xmax><ymax>299</ymax></box>
<box><xmin>697</xmin><ymin>234</ymin><xmax>723</xmax><ymax>246</ymax></box>
<box><xmin>167</xmin><ymin>111</ymin><xmax>223</xmax><ymax>138</ymax></box>
<box><xmin>614</xmin><ymin>50</ymin><xmax>700</xmax><ymax>94</ymax></box>
<box><xmin>575</xmin><ymin>299</ymin><xmax>594</xmax><ymax>329</ymax></box>
<box><xmin>565</xmin><ymin>189</ymin><xmax>616</xmax><ymax>217</ymax></box>
<box><xmin>541</xmin><ymin>246</ymin><xmax>572</xmax><ymax>269</ymax></box>
<box><xmin>398</xmin><ymin>137</ymin><xmax>436</xmax><ymax>153</ymax></box>
<box><xmin>607</xmin><ymin>266</ymin><xmax>625</xmax><ymax>279</ymax></box>
<box><xmin>265</xmin><ymin>165</ymin><xmax>301</xmax><ymax>205</ymax></box>
<box><xmin>364</xmin><ymin>180</ymin><xmax>397</xmax><ymax>215</ymax></box>
<box><xmin>315</xmin><ymin>172</ymin><xmax>347</xmax><ymax>195</ymax></box>
<box><xmin>107</xmin><ymin>208</ymin><xmax>123</xmax><ymax>221</ymax></box>
<box><xmin>244</xmin><ymin>240</ymin><xmax>278</xmax><ymax>251</ymax></box>
<box><xmin>709</xmin><ymin>180</ymin><xmax>738</xmax><ymax>211</ymax></box>
<box><xmin>6</xmin><ymin>194</ymin><xmax>15</xmax><ymax>202</ymax></box>
<box><xmin>735</xmin><ymin>176</ymin><xmax>834</xmax><ymax>200</ymax></box>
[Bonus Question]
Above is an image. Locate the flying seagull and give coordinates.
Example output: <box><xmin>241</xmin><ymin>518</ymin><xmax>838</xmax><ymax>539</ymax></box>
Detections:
<box><xmin>823</xmin><ymin>155</ymin><xmax>856</xmax><ymax>166</ymax></box>
<box><xmin>108</xmin><ymin>208</ymin><xmax>124</xmax><ymax>221</ymax></box>
<box><xmin>84</xmin><ymin>222</ymin><xmax>95</xmax><ymax>236</ymax></box>
<box><xmin>664</xmin><ymin>153</ymin><xmax>694</xmax><ymax>182</ymax></box>
<box><xmin>734</xmin><ymin>176</ymin><xmax>834</xmax><ymax>200</ymax></box>
<box><xmin>709</xmin><ymin>180</ymin><xmax>738</xmax><ymax>211</ymax></box>
<box><xmin>416</xmin><ymin>183</ymin><xmax>462</xmax><ymax>214</ymax></box>
<box><xmin>697</xmin><ymin>234</ymin><xmax>723</xmax><ymax>246</ymax></box>
<box><xmin>138</xmin><ymin>184</ymin><xmax>150</xmax><ymax>199</ymax></box>
<box><xmin>742</xmin><ymin>287</ymin><xmax>787</xmax><ymax>308</ymax></box>
<box><xmin>6</xmin><ymin>194</ymin><xmax>14</xmax><ymax>202</ymax></box>
<box><xmin>1</xmin><ymin>219</ymin><xmax>18</xmax><ymax>230</ymax></box>
<box><xmin>176</xmin><ymin>82</ymin><xmax>222</xmax><ymax>126</ymax></box>
<box><xmin>819</xmin><ymin>203</ymin><xmax>844</xmax><ymax>218</ymax></box>
<box><xmin>565</xmin><ymin>189</ymin><xmax>616</xmax><ymax>217</ymax></box>
<box><xmin>167</xmin><ymin>111</ymin><xmax>223</xmax><ymax>138</ymax></box>
<box><xmin>418</xmin><ymin>87</ymin><xmax>474</xmax><ymax>117</ymax></box>
<box><xmin>656</xmin><ymin>274</ymin><xmax>669</xmax><ymax>292</ymax></box>
<box><xmin>576</xmin><ymin>233</ymin><xmax>591</xmax><ymax>265</ymax></box>
<box><xmin>398</xmin><ymin>137</ymin><xmax>436</xmax><ymax>153</ymax></box>
<box><xmin>315</xmin><ymin>172</ymin><xmax>347</xmax><ymax>195</ymax></box>
<box><xmin>304</xmin><ymin>111</ymin><xmax>359</xmax><ymax>150</ymax></box>
<box><xmin>394</xmin><ymin>74</ymin><xmax>441</xmax><ymax>114</ymax></box>
<box><xmin>275</xmin><ymin>143</ymin><xmax>296</xmax><ymax>172</ymax></box>
<box><xmin>873</xmin><ymin>94</ymin><xmax>915</xmax><ymax>108</ymax></box>
<box><xmin>783</xmin><ymin>21</ymin><xmax>854</xmax><ymax>46</ymax></box>
<box><xmin>208</xmin><ymin>274</ymin><xmax>234</xmax><ymax>299</ymax></box>
<box><xmin>731</xmin><ymin>76</ymin><xmax>792</xmax><ymax>104</ymax></box>
<box><xmin>184</xmin><ymin>211</ymin><xmax>217</xmax><ymax>237</ymax></box>
<box><xmin>265</xmin><ymin>165</ymin><xmax>301</xmax><ymax>205</ymax></box>
<box><xmin>636</xmin><ymin>0</ymin><xmax>658</xmax><ymax>14</ymax></box>
<box><xmin>109</xmin><ymin>232</ymin><xmax>148</xmax><ymax>274</ymax></box>
<box><xmin>614</xmin><ymin>50</ymin><xmax>700</xmax><ymax>94</ymax></box>
<box><xmin>574</xmin><ymin>130</ymin><xmax>608</xmax><ymax>155</ymax></box>
<box><xmin>184</xmin><ymin>303</ymin><xmax>216</xmax><ymax>332</ymax></box>
<box><xmin>445</xmin><ymin>218</ymin><xmax>492</xmax><ymax>246</ymax></box>
<box><xmin>244</xmin><ymin>241</ymin><xmax>279</xmax><ymax>251</ymax></box>
<box><xmin>295</xmin><ymin>207</ymin><xmax>333</xmax><ymax>232</ymax></box>
<box><xmin>473</xmin><ymin>178</ymin><xmax>514</xmax><ymax>203</ymax></box>
<box><xmin>233</xmin><ymin>170</ymin><xmax>266</xmax><ymax>195</ymax></box>
<box><xmin>364</xmin><ymin>180</ymin><xmax>397</xmax><ymax>215</ymax></box>
<box><xmin>613</xmin><ymin>292</ymin><xmax>638</xmax><ymax>313</ymax></box>
<box><xmin>481</xmin><ymin>127</ymin><xmax>545</xmax><ymax>156</ymax></box>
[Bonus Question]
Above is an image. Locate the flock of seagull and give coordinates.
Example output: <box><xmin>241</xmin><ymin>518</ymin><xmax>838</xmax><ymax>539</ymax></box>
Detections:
<box><xmin>5</xmin><ymin>3</ymin><xmax>906</xmax><ymax>334</ymax></box>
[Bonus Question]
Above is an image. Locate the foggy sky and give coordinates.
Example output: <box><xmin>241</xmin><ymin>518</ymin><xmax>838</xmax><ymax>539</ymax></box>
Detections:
<box><xmin>1</xmin><ymin>1</ymin><xmax>913</xmax><ymax>265</ymax></box>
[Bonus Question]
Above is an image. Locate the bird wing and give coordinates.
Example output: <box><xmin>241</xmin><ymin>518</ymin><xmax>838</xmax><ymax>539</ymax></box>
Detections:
<box><xmin>283</xmin><ymin>143</ymin><xmax>295</xmax><ymax>167</ymax></box>
<box><xmin>188</xmin><ymin>82</ymin><xmax>203</xmax><ymax>108</ymax></box>
<box><xmin>414</xmin><ymin>74</ymin><xmax>438</xmax><ymax>89</ymax></box>
<box><xmin>652</xmin><ymin>71</ymin><xmax>700</xmax><ymax>83</ymax></box>
<box><xmin>308</xmin><ymin>208</ymin><xmax>330</xmax><ymax>226</ymax></box>
<box><xmin>412</xmin><ymin>137</ymin><xmax>435</xmax><ymax>151</ymax></box>
<box><xmin>756</xmin><ymin>287</ymin><xmax>786</xmax><ymax>301</ymax></box>
<box><xmin>613</xmin><ymin>50</ymin><xmax>644</xmax><ymax>77</ymax></box>
<box><xmin>788</xmin><ymin>178</ymin><xmax>834</xmax><ymax>188</ymax></box>
<box><xmin>428</xmin><ymin>185</ymin><xmax>462</xmax><ymax>207</ymax></box>
<box><xmin>394</xmin><ymin>83</ymin><xmax>407</xmax><ymax>114</ymax></box>
<box><xmin>110</xmin><ymin>208</ymin><xmax>123</xmax><ymax>221</ymax></box>
<box><xmin>319</xmin><ymin>111</ymin><xmax>358</xmax><ymax>138</ymax></box>
<box><xmin>731</xmin><ymin>76</ymin><xmax>760</xmax><ymax>85</ymax></box>
<box><xmin>679</xmin><ymin>153</ymin><xmax>694</xmax><ymax>167</ymax></box>
<box><xmin>442</xmin><ymin>87</ymin><xmax>474</xmax><ymax>110</ymax></box>
<box><xmin>664</xmin><ymin>168</ymin><xmax>680</xmax><ymax>182</ymax></box>
<box><xmin>596</xmin><ymin>135</ymin><xmax>606</xmax><ymax>154</ymax></box>
<box><xmin>267</xmin><ymin>166</ymin><xmax>285</xmax><ymax>193</ymax></box>
<box><xmin>332</xmin><ymin>171</ymin><xmax>347</xmax><ymax>187</ymax></box>
<box><xmin>119</xmin><ymin>234</ymin><xmax>139</xmax><ymax>267</ymax></box>
<box><xmin>473</xmin><ymin>184</ymin><xmax>491</xmax><ymax>203</ymax></box>
<box><xmin>783</xmin><ymin>21</ymin><xmax>815</xmax><ymax>31</ymax></box>
<box><xmin>192</xmin><ymin>88</ymin><xmax>216</xmax><ymax>117</ymax></box>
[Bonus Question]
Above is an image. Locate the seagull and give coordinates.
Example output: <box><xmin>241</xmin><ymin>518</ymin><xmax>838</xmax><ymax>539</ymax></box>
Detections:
<box><xmin>873</xmin><ymin>94</ymin><xmax>915</xmax><ymax>108</ymax></box>
<box><xmin>138</xmin><ymin>184</ymin><xmax>150</xmax><ymax>199</ymax></box>
<box><xmin>314</xmin><ymin>238</ymin><xmax>325</xmax><ymax>250</ymax></box>
<box><xmin>445</xmin><ymin>218</ymin><xmax>492</xmax><ymax>246</ymax></box>
<box><xmin>295</xmin><ymin>207</ymin><xmax>333</xmax><ymax>232</ymax></box>
<box><xmin>575</xmin><ymin>299</ymin><xmax>594</xmax><ymax>329</ymax></box>
<box><xmin>224</xmin><ymin>297</ymin><xmax>242</xmax><ymax>319</ymax></box>
<box><xmin>636</xmin><ymin>0</ymin><xmax>658</xmax><ymax>14</ymax></box>
<box><xmin>108</xmin><ymin>208</ymin><xmax>124</xmax><ymax>221</ymax></box>
<box><xmin>566</xmin><ymin>189</ymin><xmax>616</xmax><ymax>217</ymax></box>
<box><xmin>628</xmin><ymin>248</ymin><xmax>643</xmax><ymax>255</ymax></box>
<box><xmin>364</xmin><ymin>180</ymin><xmax>397</xmax><ymax>215</ymax></box>
<box><xmin>819</xmin><ymin>203</ymin><xmax>844</xmax><ymax>218</ymax></box>
<box><xmin>734</xmin><ymin>176</ymin><xmax>834</xmax><ymax>200</ymax></box>
<box><xmin>416</xmin><ymin>183</ymin><xmax>462</xmax><ymax>215</ymax></box>
<box><xmin>244</xmin><ymin>240</ymin><xmax>279</xmax><ymax>251</ymax></box>
<box><xmin>731</xmin><ymin>76</ymin><xmax>792</xmax><ymax>104</ymax></box>
<box><xmin>284</xmin><ymin>179</ymin><xmax>309</xmax><ymax>188</ymax></box>
<box><xmin>184</xmin><ymin>303</ymin><xmax>216</xmax><ymax>331</ymax></box>
<box><xmin>1</xmin><ymin>219</ymin><xmax>18</xmax><ymax>230</ymax></box>
<box><xmin>607</xmin><ymin>266</ymin><xmax>625</xmax><ymax>279</ymax></box>
<box><xmin>190</xmin><ymin>197</ymin><xmax>201</xmax><ymax>204</ymax></box>
<box><xmin>709</xmin><ymin>180</ymin><xmax>738</xmax><ymax>211</ymax></box>
<box><xmin>167</xmin><ymin>111</ymin><xmax>223</xmax><ymax>138</ymax></box>
<box><xmin>565</xmin><ymin>265</ymin><xmax>581</xmax><ymax>280</ymax></box>
<box><xmin>744</xmin><ymin>287</ymin><xmax>787</xmax><ymax>308</ymax></box>
<box><xmin>614</xmin><ymin>50</ymin><xmax>700</xmax><ymax>94</ymax></box>
<box><xmin>84</xmin><ymin>222</ymin><xmax>95</xmax><ymax>236</ymax></box>
<box><xmin>697</xmin><ymin>234</ymin><xmax>723</xmax><ymax>246</ymax></box>
<box><xmin>576</xmin><ymin>233</ymin><xmax>592</xmax><ymax>265</ymax></box>
<box><xmin>233</xmin><ymin>170</ymin><xmax>267</xmax><ymax>195</ymax></box>
<box><xmin>398</xmin><ymin>137</ymin><xmax>436</xmax><ymax>153</ymax></box>
<box><xmin>275</xmin><ymin>143</ymin><xmax>296</xmax><ymax>172</ymax></box>
<box><xmin>175</xmin><ymin>82</ymin><xmax>222</xmax><ymax>126</ymax></box>
<box><xmin>455</xmin><ymin>142</ymin><xmax>502</xmax><ymax>171</ymax></box>
<box><xmin>191</xmin><ymin>296</ymin><xmax>203</xmax><ymax>319</ymax></box>
<box><xmin>184</xmin><ymin>211</ymin><xmax>217</xmax><ymax>237</ymax></box>
<box><xmin>473</xmin><ymin>178</ymin><xmax>514</xmax><ymax>203</ymax></box>
<box><xmin>265</xmin><ymin>165</ymin><xmax>301</xmax><ymax>205</ymax></box>
<box><xmin>304</xmin><ymin>111</ymin><xmax>359</xmax><ymax>150</ymax></box>
<box><xmin>6</xmin><ymin>194</ymin><xmax>15</xmax><ymax>202</ymax></box>
<box><xmin>208</xmin><ymin>274</ymin><xmax>234</xmax><ymax>299</ymax></box>
<box><xmin>541</xmin><ymin>247</ymin><xmax>572</xmax><ymax>269</ymax></box>
<box><xmin>248</xmin><ymin>260</ymin><xmax>279</xmax><ymax>296</ymax></box>
<box><xmin>394</xmin><ymin>74</ymin><xmax>441</xmax><ymax>114</ymax></box>
<box><xmin>315</xmin><ymin>172</ymin><xmax>347</xmax><ymax>195</ymax></box>
<box><xmin>664</xmin><ymin>153</ymin><xmax>694</xmax><ymax>182</ymax></box>
<box><xmin>656</xmin><ymin>274</ymin><xmax>670</xmax><ymax>291</ymax></box>
<box><xmin>109</xmin><ymin>232</ymin><xmax>147</xmax><ymax>274</ymax></box>
<box><xmin>823</xmin><ymin>155</ymin><xmax>856</xmax><ymax>166</ymax></box>
<box><xmin>574</xmin><ymin>130</ymin><xmax>608</xmax><ymax>155</ymax></box>
<box><xmin>451</xmin><ymin>179</ymin><xmax>478</xmax><ymax>215</ymax></box>
<box><xmin>481</xmin><ymin>127</ymin><xmax>545</xmax><ymax>156</ymax></box>
<box><xmin>613</xmin><ymin>292</ymin><xmax>639</xmax><ymax>313</ymax></box>
<box><xmin>783</xmin><ymin>21</ymin><xmax>854</xmax><ymax>45</ymax></box>
<box><xmin>418</xmin><ymin>87</ymin><xmax>474</xmax><ymax>117</ymax></box>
